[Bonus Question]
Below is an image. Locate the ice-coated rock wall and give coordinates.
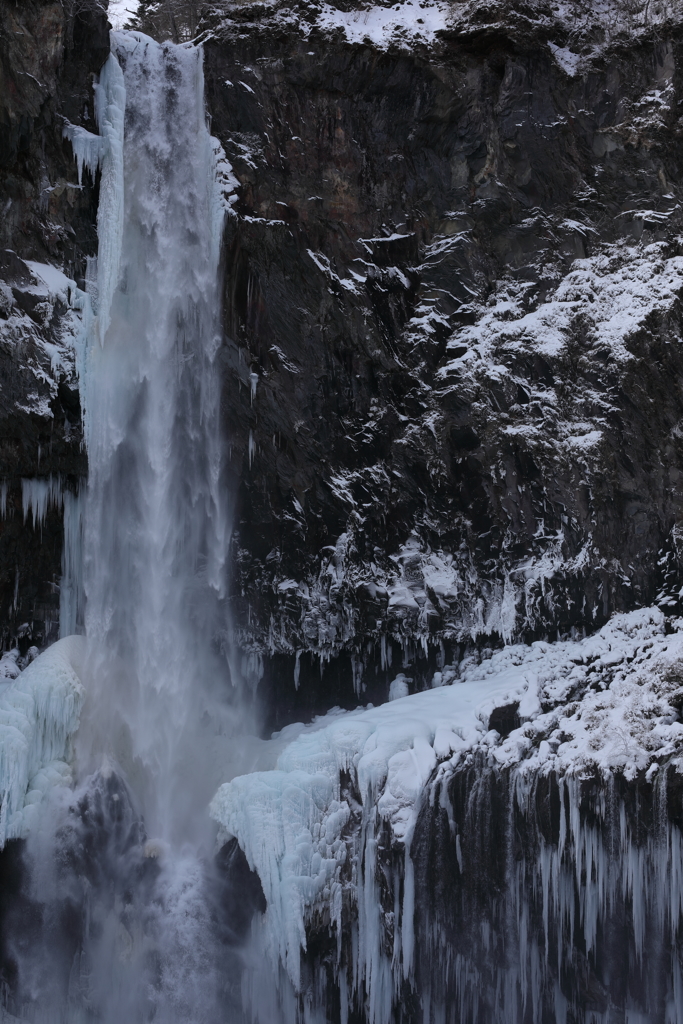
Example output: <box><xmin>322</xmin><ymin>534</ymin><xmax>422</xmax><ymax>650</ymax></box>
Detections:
<box><xmin>213</xmin><ymin>607</ymin><xmax>683</xmax><ymax>1022</ymax></box>
<box><xmin>0</xmin><ymin>636</ymin><xmax>84</xmax><ymax>847</ymax></box>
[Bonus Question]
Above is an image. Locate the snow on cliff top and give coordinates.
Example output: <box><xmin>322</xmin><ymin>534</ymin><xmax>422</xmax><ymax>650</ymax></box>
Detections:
<box><xmin>316</xmin><ymin>0</ymin><xmax>448</xmax><ymax>47</ymax></box>
<box><xmin>211</xmin><ymin>606</ymin><xmax>683</xmax><ymax>986</ymax></box>
<box><xmin>212</xmin><ymin>0</ymin><xmax>682</xmax><ymax>55</ymax></box>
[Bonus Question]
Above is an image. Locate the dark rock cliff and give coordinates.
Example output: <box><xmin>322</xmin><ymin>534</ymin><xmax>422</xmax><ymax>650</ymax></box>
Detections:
<box><xmin>2</xmin><ymin>0</ymin><xmax>683</xmax><ymax>719</ymax></box>
<box><xmin>199</xmin><ymin>0</ymin><xmax>683</xmax><ymax>724</ymax></box>
<box><xmin>0</xmin><ymin>0</ymin><xmax>680</xmax><ymax>676</ymax></box>
<box><xmin>0</xmin><ymin>0</ymin><xmax>106</xmax><ymax>647</ymax></box>
<box><xmin>1</xmin><ymin>6</ymin><xmax>683</xmax><ymax>1022</ymax></box>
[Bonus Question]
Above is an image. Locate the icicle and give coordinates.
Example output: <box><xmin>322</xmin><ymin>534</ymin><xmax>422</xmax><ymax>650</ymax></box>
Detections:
<box><xmin>352</xmin><ymin>652</ymin><xmax>363</xmax><ymax>695</ymax></box>
<box><xmin>401</xmin><ymin>837</ymin><xmax>415</xmax><ymax>980</ymax></box>
<box><xmin>21</xmin><ymin>475</ymin><xmax>63</xmax><ymax>528</ymax></box>
<box><xmin>61</xmin><ymin>122</ymin><xmax>104</xmax><ymax>185</ymax></box>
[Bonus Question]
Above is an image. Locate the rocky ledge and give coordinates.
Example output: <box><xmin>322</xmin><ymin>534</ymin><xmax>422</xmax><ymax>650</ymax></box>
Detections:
<box><xmin>213</xmin><ymin>605</ymin><xmax>683</xmax><ymax>1023</ymax></box>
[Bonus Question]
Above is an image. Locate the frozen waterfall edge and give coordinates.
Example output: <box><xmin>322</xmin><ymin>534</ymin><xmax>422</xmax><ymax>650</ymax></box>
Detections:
<box><xmin>0</xmin><ymin>636</ymin><xmax>85</xmax><ymax>847</ymax></box>
<box><xmin>212</xmin><ymin>606</ymin><xmax>683</xmax><ymax>1024</ymax></box>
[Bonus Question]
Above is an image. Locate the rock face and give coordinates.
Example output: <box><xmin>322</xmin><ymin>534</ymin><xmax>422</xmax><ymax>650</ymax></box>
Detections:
<box><xmin>2</xmin><ymin>0</ymin><xmax>683</xmax><ymax>717</ymax></box>
<box><xmin>3</xmin><ymin>4</ymin><xmax>683</xmax><ymax>1022</ymax></box>
<box><xmin>408</xmin><ymin>761</ymin><xmax>683</xmax><ymax>1023</ymax></box>
<box><xmin>198</xmin><ymin>0</ymin><xmax>683</xmax><ymax>723</ymax></box>
<box><xmin>286</xmin><ymin>761</ymin><xmax>683</xmax><ymax>1022</ymax></box>
<box><xmin>0</xmin><ymin>0</ymin><xmax>106</xmax><ymax>646</ymax></box>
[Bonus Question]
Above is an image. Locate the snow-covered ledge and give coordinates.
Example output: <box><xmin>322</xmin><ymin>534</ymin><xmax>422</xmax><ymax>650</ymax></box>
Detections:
<box><xmin>211</xmin><ymin>607</ymin><xmax>683</xmax><ymax>1001</ymax></box>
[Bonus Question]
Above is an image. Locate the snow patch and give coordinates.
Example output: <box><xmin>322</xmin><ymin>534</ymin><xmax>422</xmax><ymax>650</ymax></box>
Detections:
<box><xmin>440</xmin><ymin>242</ymin><xmax>683</xmax><ymax>375</ymax></box>
<box><xmin>547</xmin><ymin>41</ymin><xmax>582</xmax><ymax>76</ymax></box>
<box><xmin>316</xmin><ymin>0</ymin><xmax>449</xmax><ymax>49</ymax></box>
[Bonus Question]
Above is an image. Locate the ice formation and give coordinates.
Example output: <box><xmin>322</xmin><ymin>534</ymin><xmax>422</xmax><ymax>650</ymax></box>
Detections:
<box><xmin>20</xmin><ymin>476</ymin><xmax>62</xmax><ymax>528</ymax></box>
<box><xmin>64</xmin><ymin>50</ymin><xmax>127</xmax><ymax>400</ymax></box>
<box><xmin>0</xmin><ymin>636</ymin><xmax>84</xmax><ymax>847</ymax></box>
<box><xmin>61</xmin><ymin>123</ymin><xmax>105</xmax><ymax>186</ymax></box>
<box><xmin>62</xmin><ymin>50</ymin><xmax>125</xmax><ymax>346</ymax></box>
<box><xmin>211</xmin><ymin>665</ymin><xmax>526</xmax><ymax>996</ymax></box>
<box><xmin>212</xmin><ymin>607</ymin><xmax>683</xmax><ymax>1022</ymax></box>
<box><xmin>59</xmin><ymin>488</ymin><xmax>84</xmax><ymax>639</ymax></box>
<box><xmin>90</xmin><ymin>51</ymin><xmax>126</xmax><ymax>345</ymax></box>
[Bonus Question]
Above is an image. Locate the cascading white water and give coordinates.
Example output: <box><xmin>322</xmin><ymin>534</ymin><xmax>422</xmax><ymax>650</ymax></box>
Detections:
<box><xmin>77</xmin><ymin>29</ymin><xmax>233</xmax><ymax>847</ymax></box>
<box><xmin>9</xmin><ymin>31</ymin><xmax>251</xmax><ymax>1024</ymax></box>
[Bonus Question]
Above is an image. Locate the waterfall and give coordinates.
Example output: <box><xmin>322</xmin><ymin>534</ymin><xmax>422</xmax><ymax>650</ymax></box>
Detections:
<box><xmin>76</xmin><ymin>29</ymin><xmax>232</xmax><ymax>846</ymax></box>
<box><xmin>6</xmin><ymin>31</ymin><xmax>252</xmax><ymax>1024</ymax></box>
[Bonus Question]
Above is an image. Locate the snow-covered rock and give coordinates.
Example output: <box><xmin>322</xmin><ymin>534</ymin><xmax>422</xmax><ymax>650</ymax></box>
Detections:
<box><xmin>201</xmin><ymin>0</ymin><xmax>683</xmax><ymax>727</ymax></box>
<box><xmin>212</xmin><ymin>607</ymin><xmax>683</xmax><ymax>1018</ymax></box>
